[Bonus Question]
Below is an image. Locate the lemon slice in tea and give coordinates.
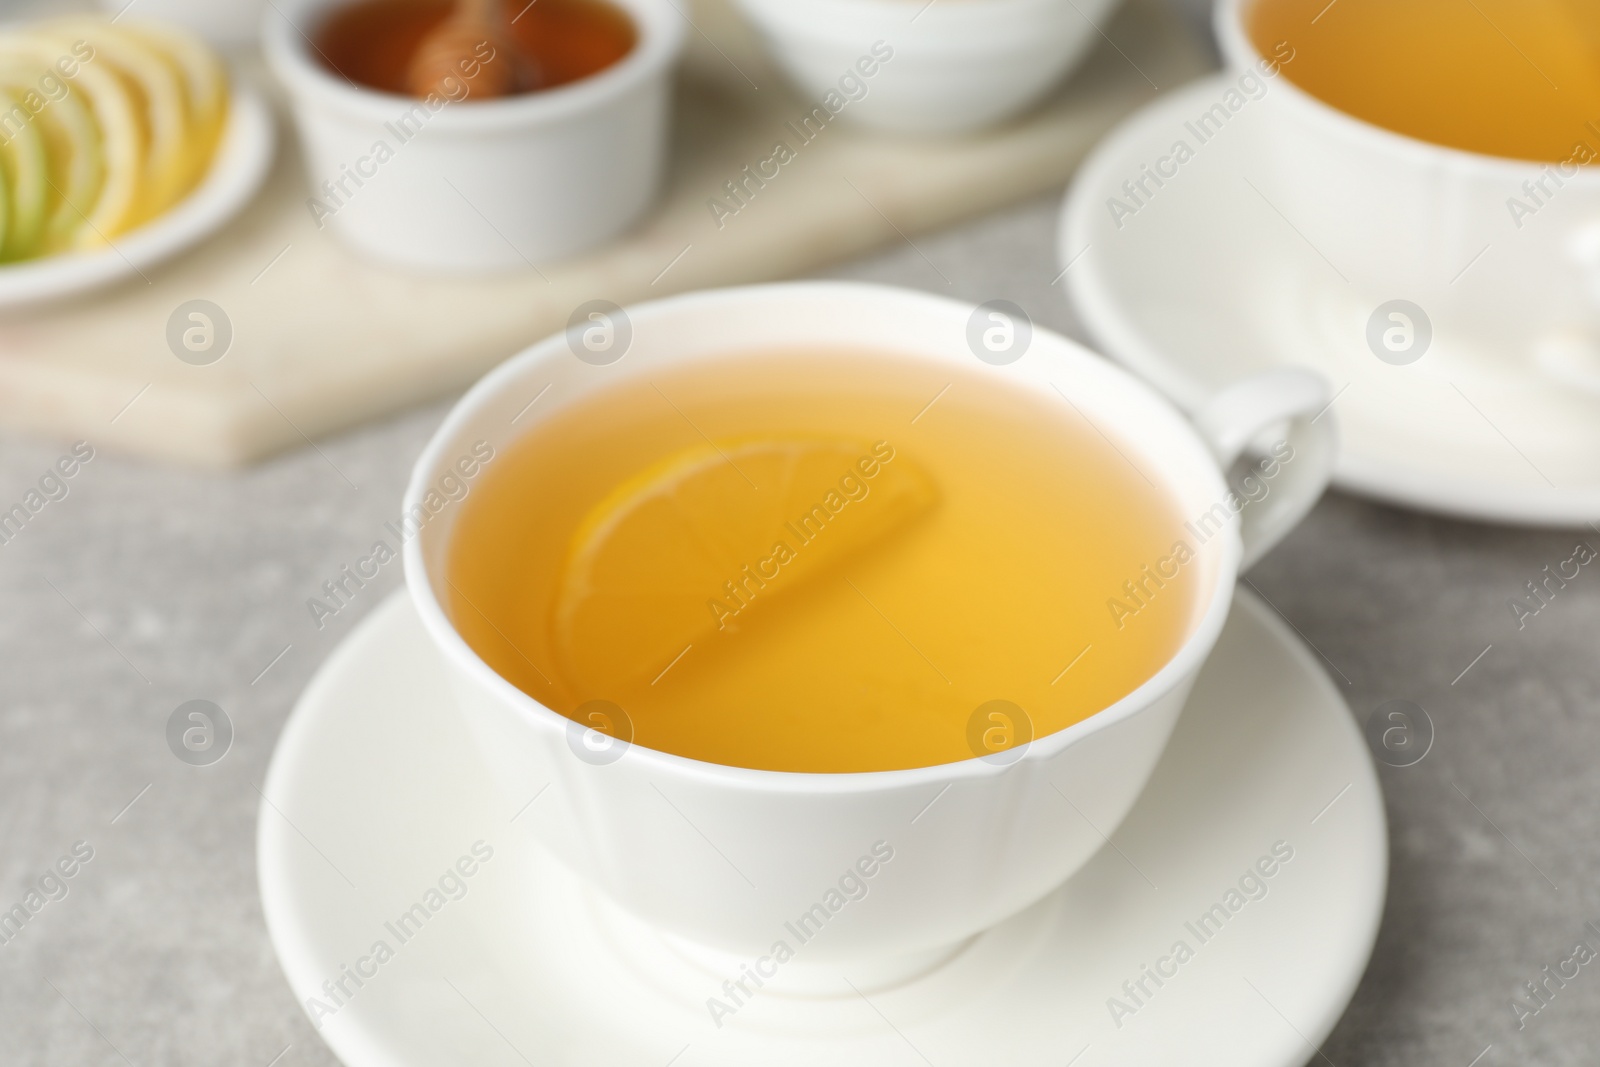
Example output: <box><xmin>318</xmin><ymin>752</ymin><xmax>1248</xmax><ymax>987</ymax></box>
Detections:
<box><xmin>553</xmin><ymin>438</ymin><xmax>936</xmax><ymax>694</ymax></box>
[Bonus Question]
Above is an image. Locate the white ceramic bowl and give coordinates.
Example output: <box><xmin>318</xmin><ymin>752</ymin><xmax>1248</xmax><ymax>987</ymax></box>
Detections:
<box><xmin>403</xmin><ymin>281</ymin><xmax>1336</xmax><ymax>974</ymax></box>
<box><xmin>732</xmin><ymin>0</ymin><xmax>1121</xmax><ymax>134</ymax></box>
<box><xmin>262</xmin><ymin>0</ymin><xmax>685</xmax><ymax>273</ymax></box>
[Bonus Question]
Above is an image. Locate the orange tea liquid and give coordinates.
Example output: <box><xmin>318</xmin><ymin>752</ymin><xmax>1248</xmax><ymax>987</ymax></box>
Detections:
<box><xmin>446</xmin><ymin>351</ymin><xmax>1203</xmax><ymax>773</ymax></box>
<box><xmin>1251</xmin><ymin>0</ymin><xmax>1600</xmax><ymax>164</ymax></box>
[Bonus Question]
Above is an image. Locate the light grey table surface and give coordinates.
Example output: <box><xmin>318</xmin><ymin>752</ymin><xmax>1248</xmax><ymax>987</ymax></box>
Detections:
<box><xmin>3</xmin><ymin>7</ymin><xmax>1600</xmax><ymax>1067</ymax></box>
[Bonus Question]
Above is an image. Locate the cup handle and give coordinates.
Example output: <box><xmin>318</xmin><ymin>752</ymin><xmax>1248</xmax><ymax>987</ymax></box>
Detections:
<box><xmin>1191</xmin><ymin>368</ymin><xmax>1338</xmax><ymax>570</ymax></box>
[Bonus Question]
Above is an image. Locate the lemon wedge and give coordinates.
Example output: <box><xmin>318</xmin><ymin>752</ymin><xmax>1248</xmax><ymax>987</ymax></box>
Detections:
<box><xmin>0</xmin><ymin>87</ymin><xmax>48</xmax><ymax>260</ymax></box>
<box><xmin>0</xmin><ymin>18</ymin><xmax>227</xmax><ymax>257</ymax></box>
<box><xmin>0</xmin><ymin>36</ymin><xmax>143</xmax><ymax>242</ymax></box>
<box><xmin>43</xmin><ymin>21</ymin><xmax>192</xmax><ymax>228</ymax></box>
<box><xmin>553</xmin><ymin>438</ymin><xmax>937</xmax><ymax>694</ymax></box>
<box><xmin>0</xmin><ymin>153</ymin><xmax>11</xmax><ymax>255</ymax></box>
<box><xmin>0</xmin><ymin>61</ymin><xmax>104</xmax><ymax>254</ymax></box>
<box><xmin>56</xmin><ymin>54</ymin><xmax>143</xmax><ymax>241</ymax></box>
<box><xmin>120</xmin><ymin>21</ymin><xmax>227</xmax><ymax>138</ymax></box>
<box><xmin>72</xmin><ymin>18</ymin><xmax>226</xmax><ymax>199</ymax></box>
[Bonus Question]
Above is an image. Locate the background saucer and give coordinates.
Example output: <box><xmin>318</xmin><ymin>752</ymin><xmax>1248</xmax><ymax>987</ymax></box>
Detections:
<box><xmin>1060</xmin><ymin>75</ymin><xmax>1600</xmax><ymax>527</ymax></box>
<box><xmin>259</xmin><ymin>588</ymin><xmax>1385</xmax><ymax>1066</ymax></box>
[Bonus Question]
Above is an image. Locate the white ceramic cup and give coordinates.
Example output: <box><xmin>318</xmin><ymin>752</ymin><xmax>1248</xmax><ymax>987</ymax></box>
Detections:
<box><xmin>731</xmin><ymin>0</ymin><xmax>1121</xmax><ymax>135</ymax></box>
<box><xmin>403</xmin><ymin>282</ymin><xmax>1335</xmax><ymax>976</ymax></box>
<box><xmin>262</xmin><ymin>0</ymin><xmax>684</xmax><ymax>273</ymax></box>
<box><xmin>1215</xmin><ymin>0</ymin><xmax>1600</xmax><ymax>353</ymax></box>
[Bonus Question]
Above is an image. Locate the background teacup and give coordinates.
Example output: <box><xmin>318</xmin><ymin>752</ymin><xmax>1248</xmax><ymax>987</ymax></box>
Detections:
<box><xmin>403</xmin><ymin>282</ymin><xmax>1335</xmax><ymax>976</ymax></box>
<box><xmin>1214</xmin><ymin>0</ymin><xmax>1600</xmax><ymax>358</ymax></box>
<box><xmin>263</xmin><ymin>0</ymin><xmax>685</xmax><ymax>272</ymax></box>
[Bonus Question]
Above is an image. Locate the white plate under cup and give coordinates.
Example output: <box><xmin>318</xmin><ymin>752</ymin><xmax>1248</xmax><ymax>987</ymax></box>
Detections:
<box><xmin>257</xmin><ymin>586</ymin><xmax>1387</xmax><ymax>1067</ymax></box>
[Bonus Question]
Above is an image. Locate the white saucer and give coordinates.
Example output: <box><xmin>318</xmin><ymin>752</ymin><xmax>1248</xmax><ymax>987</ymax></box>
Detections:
<box><xmin>1060</xmin><ymin>75</ymin><xmax>1600</xmax><ymax>527</ymax></box>
<box><xmin>0</xmin><ymin>77</ymin><xmax>274</xmax><ymax>310</ymax></box>
<box><xmin>259</xmin><ymin>589</ymin><xmax>1385</xmax><ymax>1066</ymax></box>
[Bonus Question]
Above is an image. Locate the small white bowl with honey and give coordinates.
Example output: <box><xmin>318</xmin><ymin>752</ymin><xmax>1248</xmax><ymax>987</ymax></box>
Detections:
<box><xmin>263</xmin><ymin>0</ymin><xmax>685</xmax><ymax>272</ymax></box>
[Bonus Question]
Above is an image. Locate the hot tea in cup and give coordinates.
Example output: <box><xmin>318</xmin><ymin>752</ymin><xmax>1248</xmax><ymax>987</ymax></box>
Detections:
<box><xmin>446</xmin><ymin>349</ymin><xmax>1210</xmax><ymax>773</ymax></box>
<box><xmin>1251</xmin><ymin>0</ymin><xmax>1600</xmax><ymax>166</ymax></box>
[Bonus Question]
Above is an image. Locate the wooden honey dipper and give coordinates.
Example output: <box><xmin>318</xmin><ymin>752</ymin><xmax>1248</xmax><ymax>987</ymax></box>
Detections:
<box><xmin>406</xmin><ymin>0</ymin><xmax>522</xmax><ymax>99</ymax></box>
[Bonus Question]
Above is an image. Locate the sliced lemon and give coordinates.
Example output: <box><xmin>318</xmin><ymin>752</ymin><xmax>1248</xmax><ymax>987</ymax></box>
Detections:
<box><xmin>119</xmin><ymin>20</ymin><xmax>226</xmax><ymax>138</ymax></box>
<box><xmin>0</xmin><ymin>18</ymin><xmax>227</xmax><ymax>257</ymax></box>
<box><xmin>0</xmin><ymin>36</ymin><xmax>143</xmax><ymax>242</ymax></box>
<box><xmin>0</xmin><ymin>153</ymin><xmax>11</xmax><ymax>255</ymax></box>
<box><xmin>0</xmin><ymin>87</ymin><xmax>48</xmax><ymax>259</ymax></box>
<box><xmin>37</xmin><ymin>20</ymin><xmax>192</xmax><ymax>229</ymax></box>
<box><xmin>0</xmin><ymin>60</ymin><xmax>105</xmax><ymax>254</ymax></box>
<box><xmin>553</xmin><ymin>438</ymin><xmax>937</xmax><ymax>694</ymax></box>
<box><xmin>28</xmin><ymin>76</ymin><xmax>101</xmax><ymax>252</ymax></box>
<box><xmin>86</xmin><ymin>18</ymin><xmax>227</xmax><ymax>197</ymax></box>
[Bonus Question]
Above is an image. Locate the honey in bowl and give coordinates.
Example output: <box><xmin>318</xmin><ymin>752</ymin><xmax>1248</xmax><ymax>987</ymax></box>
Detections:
<box><xmin>315</xmin><ymin>0</ymin><xmax>636</xmax><ymax>99</ymax></box>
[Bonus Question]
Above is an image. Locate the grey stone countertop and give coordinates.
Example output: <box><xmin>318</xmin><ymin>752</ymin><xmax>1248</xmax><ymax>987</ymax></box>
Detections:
<box><xmin>2</xmin><ymin>187</ymin><xmax>1598</xmax><ymax>1065</ymax></box>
